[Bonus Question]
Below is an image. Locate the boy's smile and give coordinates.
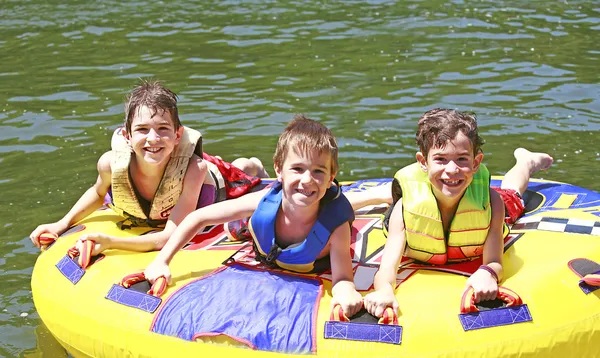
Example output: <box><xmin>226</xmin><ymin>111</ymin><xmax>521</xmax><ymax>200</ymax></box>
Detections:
<box><xmin>275</xmin><ymin>147</ymin><xmax>335</xmax><ymax>209</ymax></box>
<box><xmin>125</xmin><ymin>105</ymin><xmax>182</xmax><ymax>167</ymax></box>
<box><xmin>417</xmin><ymin>131</ymin><xmax>482</xmax><ymax>203</ymax></box>
<box><xmin>295</xmin><ymin>188</ymin><xmax>316</xmax><ymax>197</ymax></box>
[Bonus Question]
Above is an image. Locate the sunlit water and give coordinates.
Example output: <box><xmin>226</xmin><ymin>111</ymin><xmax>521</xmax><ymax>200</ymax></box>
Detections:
<box><xmin>1</xmin><ymin>1</ymin><xmax>599</xmax><ymax>356</ymax></box>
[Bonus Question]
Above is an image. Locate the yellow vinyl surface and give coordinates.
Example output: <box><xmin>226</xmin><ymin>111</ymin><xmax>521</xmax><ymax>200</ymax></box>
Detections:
<box><xmin>32</xmin><ymin>178</ymin><xmax>600</xmax><ymax>358</ymax></box>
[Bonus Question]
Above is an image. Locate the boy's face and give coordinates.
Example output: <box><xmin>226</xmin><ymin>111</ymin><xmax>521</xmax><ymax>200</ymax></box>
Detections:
<box><xmin>416</xmin><ymin>131</ymin><xmax>483</xmax><ymax>202</ymax></box>
<box><xmin>124</xmin><ymin>105</ymin><xmax>183</xmax><ymax>166</ymax></box>
<box><xmin>274</xmin><ymin>147</ymin><xmax>335</xmax><ymax>209</ymax></box>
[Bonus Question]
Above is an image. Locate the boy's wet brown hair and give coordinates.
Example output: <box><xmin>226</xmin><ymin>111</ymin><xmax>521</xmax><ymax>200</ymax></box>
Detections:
<box><xmin>124</xmin><ymin>79</ymin><xmax>181</xmax><ymax>134</ymax></box>
<box><xmin>273</xmin><ymin>115</ymin><xmax>339</xmax><ymax>174</ymax></box>
<box><xmin>416</xmin><ymin>108</ymin><xmax>485</xmax><ymax>157</ymax></box>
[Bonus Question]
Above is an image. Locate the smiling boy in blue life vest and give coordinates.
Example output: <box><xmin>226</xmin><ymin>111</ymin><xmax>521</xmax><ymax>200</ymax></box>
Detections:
<box><xmin>363</xmin><ymin>108</ymin><xmax>553</xmax><ymax>318</ymax></box>
<box><xmin>144</xmin><ymin>115</ymin><xmax>364</xmax><ymax>318</ymax></box>
<box><xmin>29</xmin><ymin>80</ymin><xmax>267</xmax><ymax>254</ymax></box>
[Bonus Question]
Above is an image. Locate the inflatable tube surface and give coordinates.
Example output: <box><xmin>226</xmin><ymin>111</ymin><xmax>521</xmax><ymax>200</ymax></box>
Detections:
<box><xmin>31</xmin><ymin>177</ymin><xmax>600</xmax><ymax>357</ymax></box>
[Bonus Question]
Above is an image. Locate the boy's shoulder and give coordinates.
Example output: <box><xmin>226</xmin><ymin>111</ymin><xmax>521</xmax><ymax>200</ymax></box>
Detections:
<box><xmin>97</xmin><ymin>151</ymin><xmax>114</xmax><ymax>172</ymax></box>
<box><xmin>184</xmin><ymin>154</ymin><xmax>208</xmax><ymax>176</ymax></box>
<box><xmin>489</xmin><ymin>187</ymin><xmax>504</xmax><ymax>212</ymax></box>
<box><xmin>90</xmin><ymin>151</ymin><xmax>114</xmax><ymax>185</ymax></box>
<box><xmin>109</xmin><ymin>128</ymin><xmax>129</xmax><ymax>152</ymax></box>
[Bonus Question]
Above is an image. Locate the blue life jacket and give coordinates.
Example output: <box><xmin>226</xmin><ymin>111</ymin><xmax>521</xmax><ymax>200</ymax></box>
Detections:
<box><xmin>249</xmin><ymin>181</ymin><xmax>354</xmax><ymax>273</ymax></box>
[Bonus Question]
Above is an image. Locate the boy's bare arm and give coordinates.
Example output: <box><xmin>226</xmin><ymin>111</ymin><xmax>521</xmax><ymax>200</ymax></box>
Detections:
<box><xmin>166</xmin><ymin>155</ymin><xmax>208</xmax><ymax>229</ymax></box>
<box><xmin>59</xmin><ymin>151</ymin><xmax>112</xmax><ymax>225</ymax></box>
<box><xmin>329</xmin><ymin>222</ymin><xmax>355</xmax><ymax>286</ymax></box>
<box><xmin>30</xmin><ymin>152</ymin><xmax>112</xmax><ymax>246</ymax></box>
<box><xmin>465</xmin><ymin>189</ymin><xmax>506</xmax><ymax>303</ymax></box>
<box><xmin>482</xmin><ymin>189</ymin><xmax>505</xmax><ymax>281</ymax></box>
<box><xmin>144</xmin><ymin>190</ymin><xmax>265</xmax><ymax>284</ymax></box>
<box><xmin>95</xmin><ymin>156</ymin><xmax>209</xmax><ymax>252</ymax></box>
<box><xmin>374</xmin><ymin>201</ymin><xmax>406</xmax><ymax>290</ymax></box>
<box><xmin>329</xmin><ymin>221</ymin><xmax>362</xmax><ymax>317</ymax></box>
<box><xmin>154</xmin><ymin>189</ymin><xmax>265</xmax><ymax>265</ymax></box>
<box><xmin>364</xmin><ymin>201</ymin><xmax>405</xmax><ymax>317</ymax></box>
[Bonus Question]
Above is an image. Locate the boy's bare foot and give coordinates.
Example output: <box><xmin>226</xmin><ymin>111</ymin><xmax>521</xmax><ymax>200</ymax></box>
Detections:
<box><xmin>249</xmin><ymin>157</ymin><xmax>270</xmax><ymax>178</ymax></box>
<box><xmin>514</xmin><ymin>148</ymin><xmax>553</xmax><ymax>175</ymax></box>
<box><xmin>232</xmin><ymin>157</ymin><xmax>270</xmax><ymax>178</ymax></box>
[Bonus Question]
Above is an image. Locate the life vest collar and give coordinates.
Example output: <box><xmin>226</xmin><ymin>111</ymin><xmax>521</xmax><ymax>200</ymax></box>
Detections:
<box><xmin>249</xmin><ymin>180</ymin><xmax>354</xmax><ymax>272</ymax></box>
<box><xmin>108</xmin><ymin>126</ymin><xmax>201</xmax><ymax>222</ymax></box>
<box><xmin>396</xmin><ymin>162</ymin><xmax>492</xmax><ymax>264</ymax></box>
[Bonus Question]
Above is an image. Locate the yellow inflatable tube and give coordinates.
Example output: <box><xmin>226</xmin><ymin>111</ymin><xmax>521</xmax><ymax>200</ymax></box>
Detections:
<box><xmin>31</xmin><ymin>178</ymin><xmax>600</xmax><ymax>357</ymax></box>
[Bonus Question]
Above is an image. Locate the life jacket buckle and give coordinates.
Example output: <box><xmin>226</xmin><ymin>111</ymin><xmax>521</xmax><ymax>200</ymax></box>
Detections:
<box><xmin>116</xmin><ymin>216</ymin><xmax>165</xmax><ymax>230</ymax></box>
<box><xmin>116</xmin><ymin>219</ymin><xmax>134</xmax><ymax>230</ymax></box>
<box><xmin>265</xmin><ymin>244</ymin><xmax>282</xmax><ymax>264</ymax></box>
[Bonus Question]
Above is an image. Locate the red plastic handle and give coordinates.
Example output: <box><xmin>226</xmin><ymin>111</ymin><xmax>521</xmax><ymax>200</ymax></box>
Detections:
<box><xmin>460</xmin><ymin>286</ymin><xmax>523</xmax><ymax>314</ymax></box>
<box><xmin>330</xmin><ymin>304</ymin><xmax>398</xmax><ymax>325</ymax></box>
<box><xmin>119</xmin><ymin>272</ymin><xmax>167</xmax><ymax>297</ymax></box>
<box><xmin>583</xmin><ymin>274</ymin><xmax>600</xmax><ymax>286</ymax></box>
<box><xmin>39</xmin><ymin>233</ymin><xmax>58</xmax><ymax>250</ymax></box>
<box><xmin>67</xmin><ymin>239</ymin><xmax>95</xmax><ymax>269</ymax></box>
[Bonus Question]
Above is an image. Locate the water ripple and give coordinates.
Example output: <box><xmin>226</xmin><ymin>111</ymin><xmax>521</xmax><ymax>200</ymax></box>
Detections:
<box><xmin>2</xmin><ymin>1</ymin><xmax>600</xmax><ymax>354</ymax></box>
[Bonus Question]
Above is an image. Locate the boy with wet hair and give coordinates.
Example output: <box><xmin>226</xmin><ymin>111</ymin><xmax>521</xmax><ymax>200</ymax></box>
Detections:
<box><xmin>30</xmin><ymin>80</ymin><xmax>267</xmax><ymax>254</ymax></box>
<box><xmin>364</xmin><ymin>108</ymin><xmax>553</xmax><ymax>318</ymax></box>
<box><xmin>144</xmin><ymin>115</ymin><xmax>364</xmax><ymax>318</ymax></box>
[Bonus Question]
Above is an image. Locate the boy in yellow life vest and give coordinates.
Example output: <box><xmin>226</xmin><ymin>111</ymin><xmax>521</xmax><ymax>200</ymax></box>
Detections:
<box><xmin>29</xmin><ymin>80</ymin><xmax>268</xmax><ymax>254</ymax></box>
<box><xmin>144</xmin><ymin>115</ymin><xmax>364</xmax><ymax>318</ymax></box>
<box><xmin>363</xmin><ymin>108</ymin><xmax>553</xmax><ymax>318</ymax></box>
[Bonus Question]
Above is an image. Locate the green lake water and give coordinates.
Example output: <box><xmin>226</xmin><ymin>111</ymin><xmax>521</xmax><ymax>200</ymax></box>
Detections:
<box><xmin>1</xmin><ymin>1</ymin><xmax>599</xmax><ymax>356</ymax></box>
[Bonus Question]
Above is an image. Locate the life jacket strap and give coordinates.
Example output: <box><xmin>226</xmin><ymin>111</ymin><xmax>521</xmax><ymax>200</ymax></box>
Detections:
<box><xmin>116</xmin><ymin>216</ymin><xmax>166</xmax><ymax>230</ymax></box>
<box><xmin>265</xmin><ymin>244</ymin><xmax>282</xmax><ymax>264</ymax></box>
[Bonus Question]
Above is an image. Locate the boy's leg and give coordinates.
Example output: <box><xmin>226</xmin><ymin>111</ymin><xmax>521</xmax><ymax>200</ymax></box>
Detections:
<box><xmin>221</xmin><ymin>157</ymin><xmax>268</xmax><ymax>240</ymax></box>
<box><xmin>345</xmin><ymin>182</ymin><xmax>393</xmax><ymax>211</ymax></box>
<box><xmin>500</xmin><ymin>148</ymin><xmax>553</xmax><ymax>196</ymax></box>
<box><xmin>232</xmin><ymin>157</ymin><xmax>270</xmax><ymax>178</ymax></box>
